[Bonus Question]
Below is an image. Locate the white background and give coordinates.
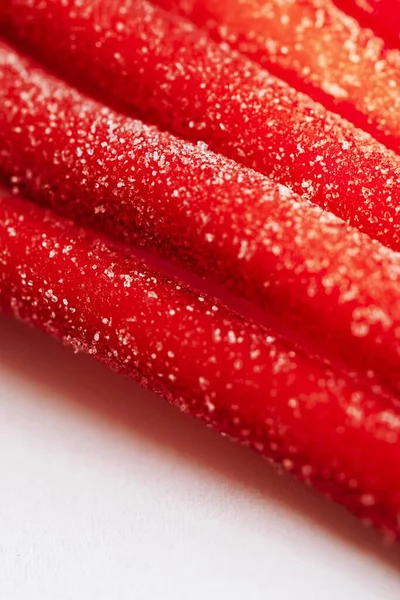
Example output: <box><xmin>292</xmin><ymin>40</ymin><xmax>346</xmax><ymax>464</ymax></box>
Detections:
<box><xmin>0</xmin><ymin>313</ymin><xmax>399</xmax><ymax>599</ymax></box>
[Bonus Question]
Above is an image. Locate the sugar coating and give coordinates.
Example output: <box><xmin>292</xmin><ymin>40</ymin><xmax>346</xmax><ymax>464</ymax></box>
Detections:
<box><xmin>1</xmin><ymin>193</ymin><xmax>400</xmax><ymax>538</ymax></box>
<box><xmin>156</xmin><ymin>0</ymin><xmax>400</xmax><ymax>151</ymax></box>
<box><xmin>1</xmin><ymin>0</ymin><xmax>400</xmax><ymax>250</ymax></box>
<box><xmin>0</xmin><ymin>40</ymin><xmax>399</xmax><ymax>394</ymax></box>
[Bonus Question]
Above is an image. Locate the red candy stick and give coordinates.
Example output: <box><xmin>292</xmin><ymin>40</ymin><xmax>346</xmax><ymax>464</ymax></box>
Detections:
<box><xmin>1</xmin><ymin>41</ymin><xmax>400</xmax><ymax>395</ymax></box>
<box><xmin>155</xmin><ymin>0</ymin><xmax>400</xmax><ymax>152</ymax></box>
<box><xmin>1</xmin><ymin>193</ymin><xmax>400</xmax><ymax>538</ymax></box>
<box><xmin>1</xmin><ymin>1</ymin><xmax>400</xmax><ymax>250</ymax></box>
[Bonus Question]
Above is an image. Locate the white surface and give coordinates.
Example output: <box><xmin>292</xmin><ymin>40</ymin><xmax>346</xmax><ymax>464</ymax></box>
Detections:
<box><xmin>0</xmin><ymin>314</ymin><xmax>399</xmax><ymax>600</ymax></box>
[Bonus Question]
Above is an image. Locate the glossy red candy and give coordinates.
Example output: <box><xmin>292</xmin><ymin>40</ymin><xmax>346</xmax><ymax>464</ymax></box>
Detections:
<box><xmin>156</xmin><ymin>0</ymin><xmax>400</xmax><ymax>152</ymax></box>
<box><xmin>1</xmin><ymin>0</ymin><xmax>400</xmax><ymax>250</ymax></box>
<box><xmin>1</xmin><ymin>41</ymin><xmax>399</xmax><ymax>395</ymax></box>
<box><xmin>1</xmin><ymin>193</ymin><xmax>400</xmax><ymax>538</ymax></box>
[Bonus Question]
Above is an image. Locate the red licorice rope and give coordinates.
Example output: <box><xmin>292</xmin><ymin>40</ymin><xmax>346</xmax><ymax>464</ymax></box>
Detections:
<box><xmin>155</xmin><ymin>0</ymin><xmax>400</xmax><ymax>151</ymax></box>
<box><xmin>0</xmin><ymin>41</ymin><xmax>399</xmax><ymax>396</ymax></box>
<box><xmin>1</xmin><ymin>193</ymin><xmax>400</xmax><ymax>538</ymax></box>
<box><xmin>1</xmin><ymin>0</ymin><xmax>400</xmax><ymax>250</ymax></box>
